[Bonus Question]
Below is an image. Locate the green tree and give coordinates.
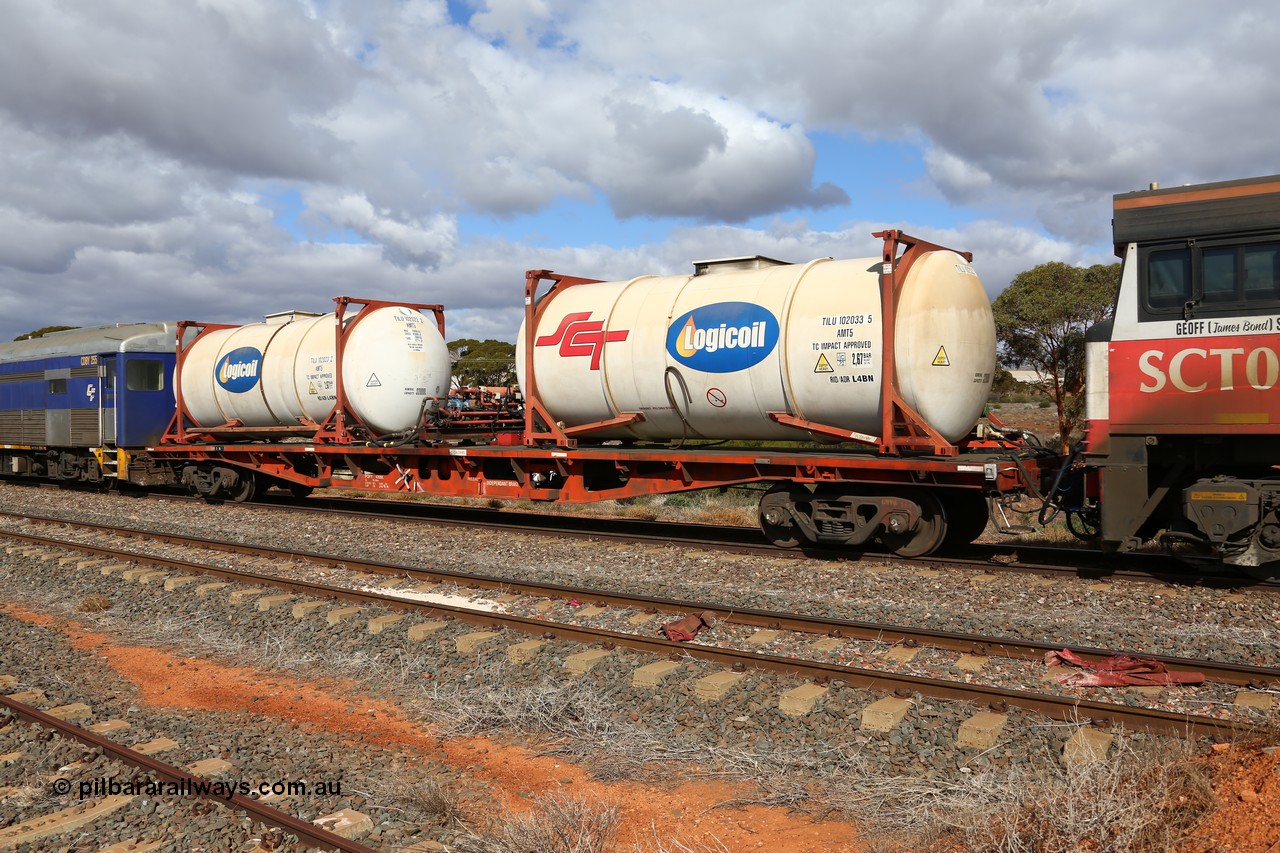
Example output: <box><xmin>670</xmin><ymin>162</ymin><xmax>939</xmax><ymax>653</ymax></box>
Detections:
<box><xmin>993</xmin><ymin>262</ymin><xmax>1120</xmax><ymax>453</ymax></box>
<box><xmin>448</xmin><ymin>338</ymin><xmax>516</xmax><ymax>387</ymax></box>
<box><xmin>14</xmin><ymin>325</ymin><xmax>79</xmax><ymax>341</ymax></box>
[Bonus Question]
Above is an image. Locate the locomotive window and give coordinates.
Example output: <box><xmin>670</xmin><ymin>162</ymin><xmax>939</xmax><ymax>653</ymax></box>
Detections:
<box><xmin>1244</xmin><ymin>243</ymin><xmax>1280</xmax><ymax>301</ymax></box>
<box><xmin>1140</xmin><ymin>237</ymin><xmax>1280</xmax><ymax>319</ymax></box>
<box><xmin>1202</xmin><ymin>247</ymin><xmax>1236</xmax><ymax>303</ymax></box>
<box><xmin>1197</xmin><ymin>241</ymin><xmax>1280</xmax><ymax>306</ymax></box>
<box><xmin>125</xmin><ymin>359</ymin><xmax>165</xmax><ymax>391</ymax></box>
<box><xmin>47</xmin><ymin>378</ymin><xmax>67</xmax><ymax>394</ymax></box>
<box><xmin>1145</xmin><ymin>247</ymin><xmax>1191</xmax><ymax>310</ymax></box>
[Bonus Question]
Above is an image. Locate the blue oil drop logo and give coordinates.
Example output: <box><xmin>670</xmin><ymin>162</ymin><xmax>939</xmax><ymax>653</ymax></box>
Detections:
<box><xmin>666</xmin><ymin>303</ymin><xmax>779</xmax><ymax>373</ymax></box>
<box><xmin>215</xmin><ymin>347</ymin><xmax>263</xmax><ymax>393</ymax></box>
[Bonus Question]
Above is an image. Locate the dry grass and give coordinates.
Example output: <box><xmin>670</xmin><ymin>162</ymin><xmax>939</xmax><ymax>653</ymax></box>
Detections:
<box><xmin>420</xmin><ymin>658</ymin><xmax>706</xmax><ymax>781</ymax></box>
<box><xmin>842</xmin><ymin>734</ymin><xmax>1214</xmax><ymax>852</ymax></box>
<box><xmin>367</xmin><ymin>775</ymin><xmax>463</xmax><ymax>827</ymax></box>
<box><xmin>4</xmin><ymin>780</ymin><xmax>60</xmax><ymax>811</ymax></box>
<box><xmin>2</xmin><ymin>586</ymin><xmax>1221</xmax><ymax>852</ymax></box>
<box><xmin>623</xmin><ymin>830</ymin><xmax>732</xmax><ymax>853</ymax></box>
<box><xmin>76</xmin><ymin>593</ymin><xmax>111</xmax><ymax>612</ymax></box>
<box><xmin>348</xmin><ymin>486</ymin><xmax>762</xmax><ymax>527</ymax></box>
<box><xmin>452</xmin><ymin>792</ymin><xmax>620</xmax><ymax>853</ymax></box>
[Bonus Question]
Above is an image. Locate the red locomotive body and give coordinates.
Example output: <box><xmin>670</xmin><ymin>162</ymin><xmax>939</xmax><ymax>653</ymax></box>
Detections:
<box><xmin>1053</xmin><ymin>175</ymin><xmax>1280</xmax><ymax>578</ymax></box>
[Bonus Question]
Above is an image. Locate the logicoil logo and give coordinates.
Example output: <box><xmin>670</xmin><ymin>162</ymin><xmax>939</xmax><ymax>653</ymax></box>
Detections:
<box><xmin>215</xmin><ymin>346</ymin><xmax>263</xmax><ymax>393</ymax></box>
<box><xmin>666</xmin><ymin>302</ymin><xmax>779</xmax><ymax>373</ymax></box>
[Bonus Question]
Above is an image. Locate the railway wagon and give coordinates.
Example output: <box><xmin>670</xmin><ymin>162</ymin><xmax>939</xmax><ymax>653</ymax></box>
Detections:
<box><xmin>0</xmin><ymin>324</ymin><xmax>178</xmax><ymax>486</ymax></box>
<box><xmin>148</xmin><ymin>231</ymin><xmax>1054</xmax><ymax>557</ymax></box>
<box><xmin>1051</xmin><ymin>173</ymin><xmax>1280</xmax><ymax>580</ymax></box>
<box><xmin>0</xmin><ymin>233</ymin><xmax>1056</xmax><ymax>559</ymax></box>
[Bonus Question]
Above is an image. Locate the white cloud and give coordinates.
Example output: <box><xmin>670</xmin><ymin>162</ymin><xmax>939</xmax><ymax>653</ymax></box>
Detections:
<box><xmin>556</xmin><ymin>1</ymin><xmax>1280</xmax><ymax>242</ymax></box>
<box><xmin>303</xmin><ymin>188</ymin><xmax>458</xmax><ymax>268</ymax></box>
<box><xmin>0</xmin><ymin>0</ymin><xmax>1274</xmax><ymax>345</ymax></box>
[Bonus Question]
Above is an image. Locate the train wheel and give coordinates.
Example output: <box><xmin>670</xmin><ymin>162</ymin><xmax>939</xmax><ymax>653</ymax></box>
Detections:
<box><xmin>879</xmin><ymin>492</ymin><xmax>948</xmax><ymax>558</ymax></box>
<box><xmin>759</xmin><ymin>485</ymin><xmax>806</xmax><ymax>548</ymax></box>
<box><xmin>228</xmin><ymin>472</ymin><xmax>258</xmax><ymax>503</ymax></box>
<box><xmin>940</xmin><ymin>494</ymin><xmax>989</xmax><ymax>547</ymax></box>
<box><xmin>288</xmin><ymin>484</ymin><xmax>314</xmax><ymax>499</ymax></box>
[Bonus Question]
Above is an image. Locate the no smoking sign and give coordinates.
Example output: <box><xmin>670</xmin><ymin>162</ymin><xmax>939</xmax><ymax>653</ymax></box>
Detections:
<box><xmin>706</xmin><ymin>388</ymin><xmax>727</xmax><ymax>407</ymax></box>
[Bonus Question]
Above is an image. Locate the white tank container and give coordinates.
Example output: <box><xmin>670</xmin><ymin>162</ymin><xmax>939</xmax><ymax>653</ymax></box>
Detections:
<box><xmin>181</xmin><ymin>306</ymin><xmax>450</xmax><ymax>435</ymax></box>
<box><xmin>516</xmin><ymin>252</ymin><xmax>994</xmax><ymax>443</ymax></box>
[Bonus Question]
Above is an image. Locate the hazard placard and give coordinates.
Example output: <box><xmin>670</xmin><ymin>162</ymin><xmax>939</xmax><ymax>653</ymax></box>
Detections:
<box><xmin>366</xmin><ymin>373</ymin><xmax>382</xmax><ymax>387</ymax></box>
<box><xmin>814</xmin><ymin>354</ymin><xmax>834</xmax><ymax>373</ymax></box>
<box><xmin>932</xmin><ymin>346</ymin><xmax>950</xmax><ymax>367</ymax></box>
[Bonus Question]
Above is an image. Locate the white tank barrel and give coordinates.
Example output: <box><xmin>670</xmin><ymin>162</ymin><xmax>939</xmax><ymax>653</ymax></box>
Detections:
<box><xmin>517</xmin><ymin>252</ymin><xmax>995</xmax><ymax>443</ymax></box>
<box><xmin>181</xmin><ymin>306</ymin><xmax>450</xmax><ymax>435</ymax></box>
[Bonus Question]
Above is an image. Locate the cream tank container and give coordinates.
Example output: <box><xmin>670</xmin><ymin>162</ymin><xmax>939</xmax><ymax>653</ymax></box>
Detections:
<box><xmin>517</xmin><ymin>252</ymin><xmax>995</xmax><ymax>443</ymax></box>
<box><xmin>180</xmin><ymin>306</ymin><xmax>451</xmax><ymax>435</ymax></box>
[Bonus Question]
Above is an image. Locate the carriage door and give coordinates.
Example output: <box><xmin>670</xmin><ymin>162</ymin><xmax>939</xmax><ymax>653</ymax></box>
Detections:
<box><xmin>99</xmin><ymin>358</ymin><xmax>116</xmax><ymax>445</ymax></box>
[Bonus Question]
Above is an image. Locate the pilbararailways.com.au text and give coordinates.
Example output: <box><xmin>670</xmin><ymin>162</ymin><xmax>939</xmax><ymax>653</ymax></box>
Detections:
<box><xmin>52</xmin><ymin>777</ymin><xmax>343</xmax><ymax>799</ymax></box>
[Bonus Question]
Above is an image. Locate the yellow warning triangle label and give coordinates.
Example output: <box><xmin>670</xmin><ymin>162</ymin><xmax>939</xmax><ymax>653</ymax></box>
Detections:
<box><xmin>814</xmin><ymin>354</ymin><xmax>834</xmax><ymax>373</ymax></box>
<box><xmin>308</xmin><ymin>381</ymin><xmax>316</xmax><ymax>394</ymax></box>
<box><xmin>932</xmin><ymin>346</ymin><xmax>950</xmax><ymax>367</ymax></box>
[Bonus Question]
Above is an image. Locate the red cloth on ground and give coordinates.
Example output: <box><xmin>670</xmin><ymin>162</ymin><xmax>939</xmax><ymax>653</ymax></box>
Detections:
<box><xmin>1046</xmin><ymin>648</ymin><xmax>1205</xmax><ymax>687</ymax></box>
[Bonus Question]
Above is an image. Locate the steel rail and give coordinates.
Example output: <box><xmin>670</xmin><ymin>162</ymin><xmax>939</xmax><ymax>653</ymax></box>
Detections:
<box><xmin>177</xmin><ymin>489</ymin><xmax>1273</xmax><ymax>588</ymax></box>
<box><xmin>8</xmin><ymin>481</ymin><xmax>1271</xmax><ymax>588</ymax></box>
<box><xmin>2</xmin><ymin>527</ymin><xmax>1272</xmax><ymax>740</ymax></box>
<box><xmin>0</xmin><ymin>694</ymin><xmax>377</xmax><ymax>853</ymax></box>
<box><xmin>3</xmin><ymin>511</ymin><xmax>1274</xmax><ymax>688</ymax></box>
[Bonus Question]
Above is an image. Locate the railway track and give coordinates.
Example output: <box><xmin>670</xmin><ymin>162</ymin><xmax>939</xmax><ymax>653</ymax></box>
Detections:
<box><xmin>2</xmin><ymin>511</ymin><xmax>1275</xmax><ymax>742</ymax></box>
<box><xmin>0</xmin><ymin>510</ymin><xmax>1270</xmax><ymax>686</ymax></box>
<box><xmin>90</xmin><ymin>483</ymin><xmax>1275</xmax><ymax>589</ymax></box>
<box><xmin>12</xmin><ymin>477</ymin><xmax>1271</xmax><ymax>587</ymax></box>
<box><xmin>0</xmin><ymin>691</ymin><xmax>372</xmax><ymax>851</ymax></box>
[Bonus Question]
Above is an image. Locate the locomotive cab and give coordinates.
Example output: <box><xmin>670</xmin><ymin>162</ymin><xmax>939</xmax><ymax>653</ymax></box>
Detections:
<box><xmin>1071</xmin><ymin>174</ymin><xmax>1280</xmax><ymax>579</ymax></box>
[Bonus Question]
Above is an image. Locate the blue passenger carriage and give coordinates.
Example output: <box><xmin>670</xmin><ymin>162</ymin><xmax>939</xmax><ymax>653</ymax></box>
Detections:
<box><xmin>0</xmin><ymin>324</ymin><xmax>177</xmax><ymax>485</ymax></box>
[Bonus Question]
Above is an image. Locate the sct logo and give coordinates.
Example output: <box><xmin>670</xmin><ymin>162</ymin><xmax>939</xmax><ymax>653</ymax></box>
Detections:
<box><xmin>216</xmin><ymin>347</ymin><xmax>263</xmax><ymax>393</ymax></box>
<box><xmin>535</xmin><ymin>312</ymin><xmax>628</xmax><ymax>370</ymax></box>
<box><xmin>666</xmin><ymin>302</ymin><xmax>778</xmax><ymax>373</ymax></box>
<box><xmin>1138</xmin><ymin>346</ymin><xmax>1280</xmax><ymax>392</ymax></box>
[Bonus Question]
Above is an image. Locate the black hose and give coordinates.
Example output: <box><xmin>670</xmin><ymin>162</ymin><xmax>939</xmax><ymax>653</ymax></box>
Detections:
<box><xmin>664</xmin><ymin>366</ymin><xmax>707</xmax><ymax>448</ymax></box>
<box><xmin>1036</xmin><ymin>440</ymin><xmax>1084</xmax><ymax>526</ymax></box>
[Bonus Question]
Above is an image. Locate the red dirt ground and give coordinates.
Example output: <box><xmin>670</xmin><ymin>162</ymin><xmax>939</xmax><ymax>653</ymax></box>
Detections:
<box><xmin>7</xmin><ymin>603</ymin><xmax>1275</xmax><ymax>851</ymax></box>
<box><xmin>4</xmin><ymin>604</ymin><xmax>860</xmax><ymax>851</ymax></box>
<box><xmin>1175</xmin><ymin>740</ymin><xmax>1280</xmax><ymax>852</ymax></box>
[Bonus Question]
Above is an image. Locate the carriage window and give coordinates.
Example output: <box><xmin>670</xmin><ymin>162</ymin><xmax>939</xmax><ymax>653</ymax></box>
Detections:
<box><xmin>125</xmin><ymin>359</ymin><xmax>165</xmax><ymax>391</ymax></box>
<box><xmin>1146</xmin><ymin>248</ymin><xmax>1191</xmax><ymax>310</ymax></box>
<box><xmin>48</xmin><ymin>378</ymin><xmax>67</xmax><ymax>394</ymax></box>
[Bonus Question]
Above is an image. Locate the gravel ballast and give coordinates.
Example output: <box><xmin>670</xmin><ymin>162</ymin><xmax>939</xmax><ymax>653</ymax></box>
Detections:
<box><xmin>1</xmin><ymin>484</ymin><xmax>1276</xmax><ymax>668</ymax></box>
<box><xmin>0</xmin><ymin>482</ymin><xmax>1275</xmax><ymax>846</ymax></box>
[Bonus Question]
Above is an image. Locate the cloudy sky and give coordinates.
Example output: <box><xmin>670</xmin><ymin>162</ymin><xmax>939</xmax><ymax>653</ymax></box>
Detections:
<box><xmin>0</xmin><ymin>0</ymin><xmax>1275</xmax><ymax>343</ymax></box>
